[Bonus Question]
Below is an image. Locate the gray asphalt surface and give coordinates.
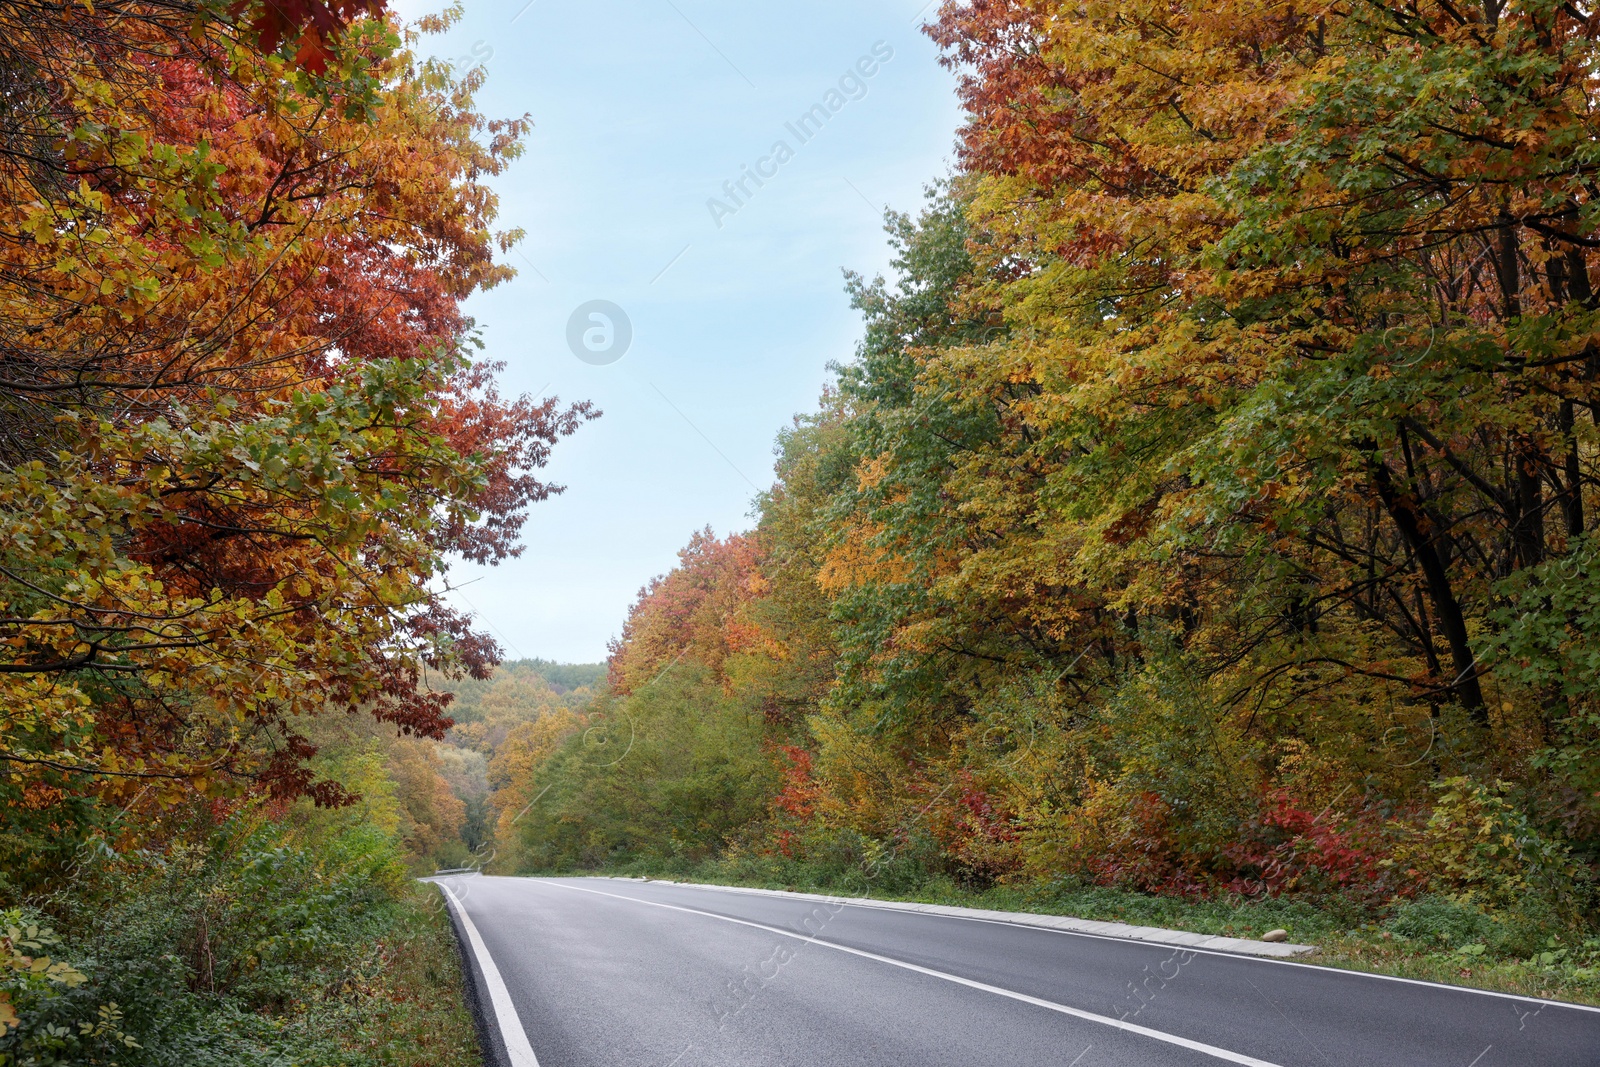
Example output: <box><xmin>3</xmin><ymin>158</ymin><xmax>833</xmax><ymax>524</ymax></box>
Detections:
<box><xmin>436</xmin><ymin>874</ymin><xmax>1600</xmax><ymax>1067</ymax></box>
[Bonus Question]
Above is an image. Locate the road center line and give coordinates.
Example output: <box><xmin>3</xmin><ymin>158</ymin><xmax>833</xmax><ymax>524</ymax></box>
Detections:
<box><xmin>541</xmin><ymin>880</ymin><xmax>1287</xmax><ymax>1067</ymax></box>
<box><xmin>440</xmin><ymin>882</ymin><xmax>542</xmax><ymax>1067</ymax></box>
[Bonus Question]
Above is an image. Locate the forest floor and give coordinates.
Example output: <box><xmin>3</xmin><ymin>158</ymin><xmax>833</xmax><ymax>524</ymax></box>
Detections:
<box><xmin>586</xmin><ymin>859</ymin><xmax>1600</xmax><ymax>1008</ymax></box>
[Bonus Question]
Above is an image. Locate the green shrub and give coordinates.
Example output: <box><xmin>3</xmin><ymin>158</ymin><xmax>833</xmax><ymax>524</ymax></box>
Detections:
<box><xmin>1385</xmin><ymin>896</ymin><xmax>1496</xmax><ymax>948</ymax></box>
<box><xmin>2</xmin><ymin>804</ymin><xmax>477</xmax><ymax>1067</ymax></box>
<box><xmin>508</xmin><ymin>667</ymin><xmax>777</xmax><ymax>872</ymax></box>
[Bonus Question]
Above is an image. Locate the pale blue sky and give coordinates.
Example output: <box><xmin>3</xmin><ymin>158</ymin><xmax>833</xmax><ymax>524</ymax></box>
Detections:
<box><xmin>394</xmin><ymin>0</ymin><xmax>961</xmax><ymax>662</ymax></box>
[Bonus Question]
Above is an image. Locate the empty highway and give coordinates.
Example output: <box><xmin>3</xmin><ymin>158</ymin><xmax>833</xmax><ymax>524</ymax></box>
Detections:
<box><xmin>434</xmin><ymin>875</ymin><xmax>1600</xmax><ymax>1067</ymax></box>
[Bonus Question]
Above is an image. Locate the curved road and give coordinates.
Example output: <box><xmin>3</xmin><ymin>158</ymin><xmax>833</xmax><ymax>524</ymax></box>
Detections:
<box><xmin>434</xmin><ymin>875</ymin><xmax>1599</xmax><ymax>1067</ymax></box>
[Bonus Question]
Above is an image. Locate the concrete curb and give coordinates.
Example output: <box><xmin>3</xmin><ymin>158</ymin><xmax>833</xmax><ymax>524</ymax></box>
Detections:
<box><xmin>605</xmin><ymin>877</ymin><xmax>1318</xmax><ymax>959</ymax></box>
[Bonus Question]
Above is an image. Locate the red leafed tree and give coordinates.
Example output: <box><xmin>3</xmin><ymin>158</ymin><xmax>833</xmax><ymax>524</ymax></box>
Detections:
<box><xmin>607</xmin><ymin>529</ymin><xmax>764</xmax><ymax>694</ymax></box>
<box><xmin>231</xmin><ymin>0</ymin><xmax>387</xmax><ymax>72</ymax></box>
<box><xmin>0</xmin><ymin>0</ymin><xmax>595</xmax><ymax>829</ymax></box>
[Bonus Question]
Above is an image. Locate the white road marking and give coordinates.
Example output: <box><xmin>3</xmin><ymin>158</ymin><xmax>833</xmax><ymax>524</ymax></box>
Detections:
<box><xmin>543</xmin><ymin>881</ymin><xmax>1288</xmax><ymax>1067</ymax></box>
<box><xmin>626</xmin><ymin>878</ymin><xmax>1600</xmax><ymax>1016</ymax></box>
<box><xmin>440</xmin><ymin>881</ymin><xmax>541</xmax><ymax>1067</ymax></box>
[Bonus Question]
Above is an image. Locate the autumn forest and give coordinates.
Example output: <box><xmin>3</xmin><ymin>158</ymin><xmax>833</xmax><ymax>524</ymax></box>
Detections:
<box><xmin>6</xmin><ymin>0</ymin><xmax>1600</xmax><ymax>1062</ymax></box>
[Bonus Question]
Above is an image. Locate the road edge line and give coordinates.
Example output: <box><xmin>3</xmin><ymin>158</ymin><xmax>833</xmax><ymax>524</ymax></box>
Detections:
<box><xmin>440</xmin><ymin>881</ymin><xmax>542</xmax><ymax>1067</ymax></box>
<box><xmin>547</xmin><ymin>880</ymin><xmax>1287</xmax><ymax>1067</ymax></box>
<box><xmin>603</xmin><ymin>877</ymin><xmax>1600</xmax><ymax>1015</ymax></box>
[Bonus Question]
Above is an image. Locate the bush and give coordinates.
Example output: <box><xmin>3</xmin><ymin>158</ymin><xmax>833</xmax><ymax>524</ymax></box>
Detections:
<box><xmin>507</xmin><ymin>666</ymin><xmax>777</xmax><ymax>872</ymax></box>
<box><xmin>1401</xmin><ymin>777</ymin><xmax>1590</xmax><ymax>917</ymax></box>
<box><xmin>1384</xmin><ymin>896</ymin><xmax>1496</xmax><ymax>948</ymax></box>
<box><xmin>1</xmin><ymin>803</ymin><xmax>478</xmax><ymax>1067</ymax></box>
<box><xmin>0</xmin><ymin>910</ymin><xmax>138</xmax><ymax>1067</ymax></box>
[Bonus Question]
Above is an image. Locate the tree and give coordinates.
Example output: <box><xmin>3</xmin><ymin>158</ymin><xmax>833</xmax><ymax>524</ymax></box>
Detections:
<box><xmin>0</xmin><ymin>0</ymin><xmax>594</xmax><ymax>877</ymax></box>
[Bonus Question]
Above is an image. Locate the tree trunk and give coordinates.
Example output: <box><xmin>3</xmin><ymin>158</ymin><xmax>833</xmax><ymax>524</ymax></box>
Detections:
<box><xmin>1514</xmin><ymin>441</ymin><xmax>1546</xmax><ymax>568</ymax></box>
<box><xmin>1561</xmin><ymin>401</ymin><xmax>1584</xmax><ymax>539</ymax></box>
<box><xmin>1369</xmin><ymin>457</ymin><xmax>1488</xmax><ymax>724</ymax></box>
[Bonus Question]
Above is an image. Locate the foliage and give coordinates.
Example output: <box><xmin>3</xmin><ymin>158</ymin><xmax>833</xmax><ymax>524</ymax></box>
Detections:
<box><xmin>388</xmin><ymin>739</ymin><xmax>468</xmax><ymax>869</ymax></box>
<box><xmin>0</xmin><ymin>912</ymin><xmax>114</xmax><ymax>1065</ymax></box>
<box><xmin>0</xmin><ymin>4</ymin><xmax>585</xmax><ymax>1056</ymax></box>
<box><xmin>444</xmin><ymin>660</ymin><xmax>600</xmax><ymax>752</ymax></box>
<box><xmin>502</xmin><ymin>663</ymin><xmax>775</xmax><ymax>872</ymax></box>
<box><xmin>0</xmin><ymin>0</ymin><xmax>593</xmax><ymax>890</ymax></box>
<box><xmin>1401</xmin><ymin>777</ymin><xmax>1590</xmax><ymax>916</ymax></box>
<box><xmin>1</xmin><ymin>798</ymin><xmax>478</xmax><ymax>1066</ymax></box>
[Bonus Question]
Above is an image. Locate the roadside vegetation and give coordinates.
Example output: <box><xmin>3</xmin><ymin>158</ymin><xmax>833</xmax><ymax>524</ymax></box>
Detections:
<box><xmin>3</xmin><ymin>788</ymin><xmax>482</xmax><ymax>1066</ymax></box>
<box><xmin>0</xmin><ymin>0</ymin><xmax>586</xmax><ymax>1057</ymax></box>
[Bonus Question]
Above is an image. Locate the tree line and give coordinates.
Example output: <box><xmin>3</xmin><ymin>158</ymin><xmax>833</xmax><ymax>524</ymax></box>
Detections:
<box><xmin>503</xmin><ymin>1</ymin><xmax>1600</xmax><ymax>959</ymax></box>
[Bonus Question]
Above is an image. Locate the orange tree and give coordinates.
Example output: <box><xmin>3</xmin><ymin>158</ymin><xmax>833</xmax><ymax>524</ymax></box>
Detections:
<box><xmin>470</xmin><ymin>0</ymin><xmax>1600</xmax><ymax>909</ymax></box>
<box><xmin>0</xmin><ymin>0</ymin><xmax>593</xmax><ymax>881</ymax></box>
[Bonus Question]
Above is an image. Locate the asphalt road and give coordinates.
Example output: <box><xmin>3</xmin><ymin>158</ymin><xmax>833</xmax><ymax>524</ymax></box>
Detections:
<box><xmin>434</xmin><ymin>875</ymin><xmax>1600</xmax><ymax>1067</ymax></box>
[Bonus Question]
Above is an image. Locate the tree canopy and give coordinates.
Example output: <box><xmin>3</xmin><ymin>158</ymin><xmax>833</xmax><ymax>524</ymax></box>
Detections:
<box><xmin>0</xmin><ymin>0</ymin><xmax>592</xmax><ymax>882</ymax></box>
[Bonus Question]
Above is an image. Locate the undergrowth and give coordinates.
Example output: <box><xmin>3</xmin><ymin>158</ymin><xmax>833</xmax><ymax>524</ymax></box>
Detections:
<box><xmin>1</xmin><ymin>807</ymin><xmax>480</xmax><ymax>1067</ymax></box>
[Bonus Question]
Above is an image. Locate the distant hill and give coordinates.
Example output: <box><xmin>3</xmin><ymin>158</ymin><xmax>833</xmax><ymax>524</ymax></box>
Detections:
<box><xmin>510</xmin><ymin>658</ymin><xmax>607</xmax><ymax>693</ymax></box>
<box><xmin>430</xmin><ymin>659</ymin><xmax>607</xmax><ymax>755</ymax></box>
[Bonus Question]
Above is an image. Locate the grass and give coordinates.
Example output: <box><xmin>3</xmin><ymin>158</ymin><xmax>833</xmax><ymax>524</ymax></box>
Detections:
<box><xmin>319</xmin><ymin>882</ymin><xmax>484</xmax><ymax>1067</ymax></box>
<box><xmin>578</xmin><ymin>854</ymin><xmax>1600</xmax><ymax>1008</ymax></box>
